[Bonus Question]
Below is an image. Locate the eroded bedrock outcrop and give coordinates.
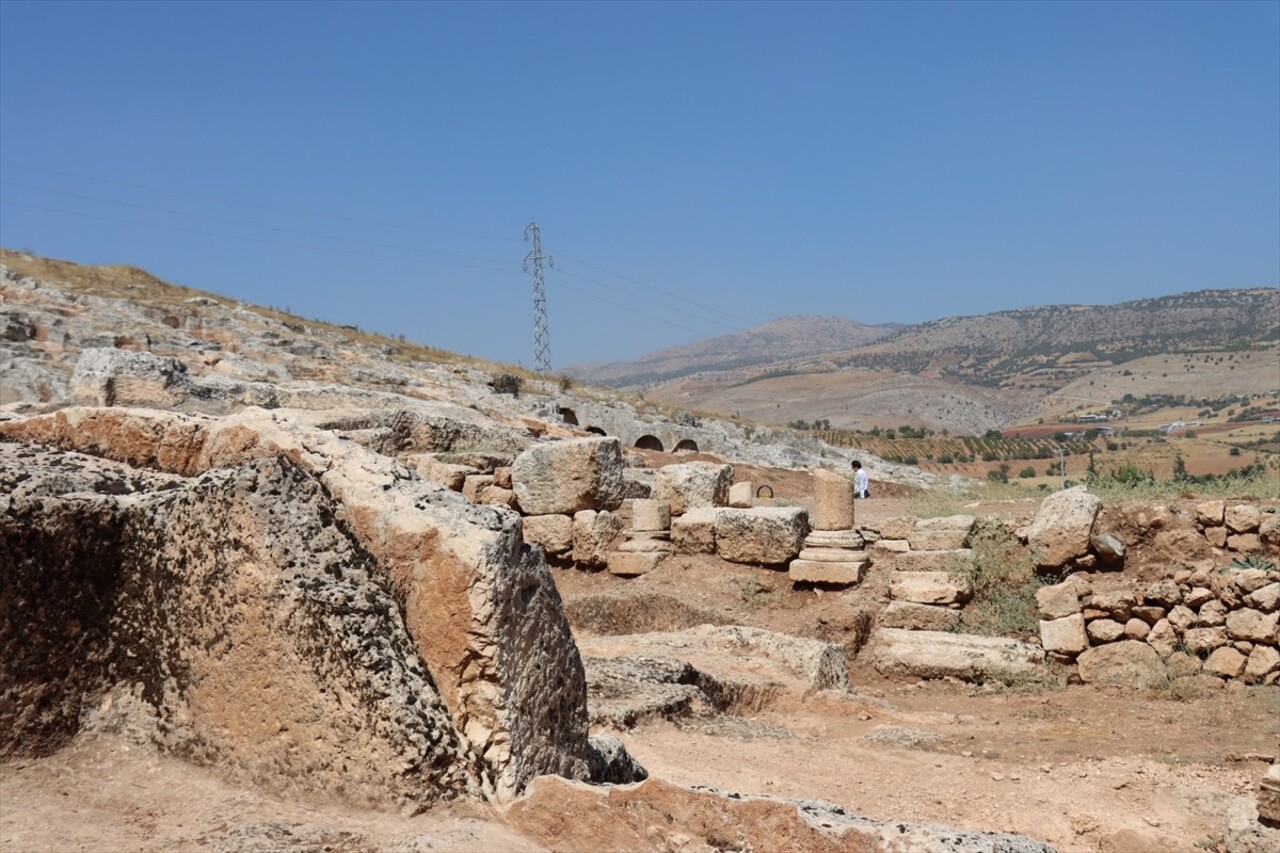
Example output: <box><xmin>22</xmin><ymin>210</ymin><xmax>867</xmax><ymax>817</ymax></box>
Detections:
<box><xmin>505</xmin><ymin>776</ymin><xmax>1057</xmax><ymax>853</ymax></box>
<box><xmin>0</xmin><ymin>406</ymin><xmax>591</xmax><ymax>802</ymax></box>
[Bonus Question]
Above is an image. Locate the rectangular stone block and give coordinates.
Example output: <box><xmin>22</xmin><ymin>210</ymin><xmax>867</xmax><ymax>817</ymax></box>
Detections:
<box><xmin>631</xmin><ymin>499</ymin><xmax>671</xmax><ymax>532</ymax></box>
<box><xmin>788</xmin><ymin>559</ymin><xmax>866</xmax><ymax>586</ymax></box>
<box><xmin>890</xmin><ymin>571</ymin><xmax>972</xmax><ymax>605</ymax></box>
<box><xmin>671</xmin><ymin>507</ymin><xmax>720</xmax><ymax>554</ymax></box>
<box><xmin>607</xmin><ymin>551</ymin><xmax>664</xmax><ymax>577</ymax></box>
<box><xmin>894</xmin><ymin>549</ymin><xmax>973</xmax><ymax>573</ymax></box>
<box><xmin>872</xmin><ymin>539</ymin><xmax>910</xmax><ymax>553</ymax></box>
<box><xmin>881</xmin><ymin>601</ymin><xmax>961</xmax><ymax>631</ymax></box>
<box><xmin>876</xmin><ymin>517</ymin><xmax>915</xmax><ymax>540</ymax></box>
<box><xmin>908</xmin><ymin>529</ymin><xmax>971</xmax><ymax>551</ymax></box>
<box><xmin>1039</xmin><ymin>614</ymin><xmax>1087</xmax><ymax>655</ymax></box>
<box><xmin>728</xmin><ymin>481</ymin><xmax>754</xmax><ymax>508</ymax></box>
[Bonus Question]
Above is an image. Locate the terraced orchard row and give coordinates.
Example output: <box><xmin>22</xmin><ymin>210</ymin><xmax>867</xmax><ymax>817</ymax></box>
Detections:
<box><xmin>815</xmin><ymin>431</ymin><xmax>1096</xmax><ymax>467</ymax></box>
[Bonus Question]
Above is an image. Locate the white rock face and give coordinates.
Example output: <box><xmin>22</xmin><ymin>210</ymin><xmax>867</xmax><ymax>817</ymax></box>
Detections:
<box><xmin>868</xmin><ymin>629</ymin><xmax>1043</xmax><ymax>681</ymax></box>
<box><xmin>714</xmin><ymin>507</ymin><xmax>809</xmax><ymax>565</ymax></box>
<box><xmin>69</xmin><ymin>348</ymin><xmax>192</xmax><ymax>407</ymax></box>
<box><xmin>651</xmin><ymin>462</ymin><xmax>733</xmax><ymax>515</ymax></box>
<box><xmin>512</xmin><ymin>437</ymin><xmax>624</xmax><ymax>516</ymax></box>
<box><xmin>1026</xmin><ymin>486</ymin><xmax>1102</xmax><ymax>568</ymax></box>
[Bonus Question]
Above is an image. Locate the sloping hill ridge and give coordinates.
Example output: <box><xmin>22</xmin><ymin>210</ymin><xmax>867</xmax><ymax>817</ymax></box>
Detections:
<box><xmin>566</xmin><ymin>314</ymin><xmax>903</xmax><ymax>387</ymax></box>
<box><xmin>829</xmin><ymin>288</ymin><xmax>1280</xmax><ymax>386</ymax></box>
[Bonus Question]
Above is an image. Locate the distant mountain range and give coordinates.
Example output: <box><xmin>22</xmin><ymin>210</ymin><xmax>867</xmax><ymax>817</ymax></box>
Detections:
<box><xmin>566</xmin><ymin>315</ymin><xmax>904</xmax><ymax>386</ymax></box>
<box><xmin>567</xmin><ymin>289</ymin><xmax>1280</xmax><ymax>435</ymax></box>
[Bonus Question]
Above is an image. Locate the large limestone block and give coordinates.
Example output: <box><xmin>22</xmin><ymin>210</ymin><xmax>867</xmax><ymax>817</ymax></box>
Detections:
<box><xmin>573</xmin><ymin>510</ymin><xmax>623</xmax><ymax>567</ymax></box>
<box><xmin>630</xmin><ymin>499</ymin><xmax>671</xmax><ymax>532</ymax></box>
<box><xmin>1026</xmin><ymin>486</ymin><xmax>1102</xmax><ymax>568</ymax></box>
<box><xmin>1227</xmin><ymin>609</ymin><xmax>1280</xmax><ymax>643</ymax></box>
<box><xmin>890</xmin><ymin>571</ymin><xmax>972</xmax><ymax>606</ymax></box>
<box><xmin>714</xmin><ymin>507</ymin><xmax>809</xmax><ymax>566</ymax></box>
<box><xmin>869</xmin><ymin>628</ymin><xmax>1043</xmax><ymax>681</ymax></box>
<box><xmin>68</xmin><ymin>347</ymin><xmax>192</xmax><ymax>408</ymax></box>
<box><xmin>651</xmin><ymin>462</ymin><xmax>733</xmax><ymax>515</ymax></box>
<box><xmin>511</xmin><ymin>437</ymin><xmax>624</xmax><ymax>516</ymax></box>
<box><xmin>1076</xmin><ymin>641</ymin><xmax>1165</xmax><ymax>687</ymax></box>
<box><xmin>1040</xmin><ymin>614</ymin><xmax>1088</xmax><ymax>655</ymax></box>
<box><xmin>788</xmin><ymin>559</ymin><xmax>866</xmax><ymax>586</ymax></box>
<box><xmin>727</xmin><ymin>481</ymin><xmax>753</xmax><ymax>508</ymax></box>
<box><xmin>880</xmin><ymin>601</ymin><xmax>961</xmax><ymax>631</ymax></box>
<box><xmin>1036</xmin><ymin>580</ymin><xmax>1082</xmax><ymax>619</ymax></box>
<box><xmin>894</xmin><ymin>548</ymin><xmax>973</xmax><ymax>573</ymax></box>
<box><xmin>1226</xmin><ymin>504</ymin><xmax>1263</xmax><ymax>534</ymax></box>
<box><xmin>522</xmin><ymin>514</ymin><xmax>574</xmax><ymax>556</ymax></box>
<box><xmin>0</xmin><ymin>407</ymin><xmax>591</xmax><ymax>800</ymax></box>
<box><xmin>811</xmin><ymin>468</ymin><xmax>854</xmax><ymax>531</ymax></box>
<box><xmin>908</xmin><ymin>515</ymin><xmax>974</xmax><ymax>551</ymax></box>
<box><xmin>670</xmin><ymin>507</ymin><xmax>721</xmax><ymax>554</ymax></box>
<box><xmin>876</xmin><ymin>517</ymin><xmax>915</xmax><ymax>540</ymax></box>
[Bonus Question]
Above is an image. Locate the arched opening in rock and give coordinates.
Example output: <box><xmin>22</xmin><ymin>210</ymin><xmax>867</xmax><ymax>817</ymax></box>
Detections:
<box><xmin>674</xmin><ymin>439</ymin><xmax>699</xmax><ymax>453</ymax></box>
<box><xmin>585</xmin><ymin>426</ymin><xmax>607</xmax><ymax>436</ymax></box>
<box><xmin>634</xmin><ymin>435</ymin><xmax>664</xmax><ymax>452</ymax></box>
<box><xmin>558</xmin><ymin>407</ymin><xmax>579</xmax><ymax>426</ymax></box>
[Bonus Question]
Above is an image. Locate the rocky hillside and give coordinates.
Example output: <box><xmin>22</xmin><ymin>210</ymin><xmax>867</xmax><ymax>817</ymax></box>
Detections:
<box><xmin>566</xmin><ymin>314</ymin><xmax>903</xmax><ymax>387</ymax></box>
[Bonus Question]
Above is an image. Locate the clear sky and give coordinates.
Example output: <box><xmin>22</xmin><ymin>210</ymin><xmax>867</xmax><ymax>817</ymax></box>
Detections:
<box><xmin>1</xmin><ymin>1</ymin><xmax>1277</xmax><ymax>368</ymax></box>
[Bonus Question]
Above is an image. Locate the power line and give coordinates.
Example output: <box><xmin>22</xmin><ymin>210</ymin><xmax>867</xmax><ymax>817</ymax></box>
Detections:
<box><xmin>0</xmin><ymin>160</ymin><xmax>522</xmax><ymax>244</ymax></box>
<box><xmin>554</xmin><ymin>249</ymin><xmax>759</xmax><ymax>328</ymax></box>
<box><xmin>0</xmin><ymin>181</ymin><xmax>519</xmax><ymax>267</ymax></box>
<box><xmin>0</xmin><ymin>200</ymin><xmax>524</xmax><ymax>275</ymax></box>
<box><xmin>552</xmin><ymin>265</ymin><xmax>750</xmax><ymax>337</ymax></box>
<box><xmin>543</xmin><ymin>269</ymin><xmax>725</xmax><ymax>341</ymax></box>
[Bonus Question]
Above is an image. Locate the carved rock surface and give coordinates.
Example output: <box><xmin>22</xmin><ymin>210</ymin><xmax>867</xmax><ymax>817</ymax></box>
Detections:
<box><xmin>0</xmin><ymin>407</ymin><xmax>590</xmax><ymax>800</ymax></box>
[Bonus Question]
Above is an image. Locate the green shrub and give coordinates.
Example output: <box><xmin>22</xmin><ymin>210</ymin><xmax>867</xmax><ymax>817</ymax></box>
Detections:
<box><xmin>953</xmin><ymin>521</ymin><xmax>1048</xmax><ymax>641</ymax></box>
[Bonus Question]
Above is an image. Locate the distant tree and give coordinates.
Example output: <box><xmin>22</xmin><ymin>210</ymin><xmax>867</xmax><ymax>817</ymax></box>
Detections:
<box><xmin>1018</xmin><ymin>466</ymin><xmax>1037</xmax><ymax>478</ymax></box>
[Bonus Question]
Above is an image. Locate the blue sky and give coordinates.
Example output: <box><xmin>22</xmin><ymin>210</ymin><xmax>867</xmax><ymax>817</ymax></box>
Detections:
<box><xmin>2</xmin><ymin>1</ymin><xmax>1277</xmax><ymax>368</ymax></box>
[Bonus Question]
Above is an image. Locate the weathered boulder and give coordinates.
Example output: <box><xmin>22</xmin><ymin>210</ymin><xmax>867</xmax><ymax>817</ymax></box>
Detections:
<box><xmin>1091</xmin><ymin>531</ymin><xmax>1126</xmax><ymax>565</ymax></box>
<box><xmin>1227</xmin><ymin>609</ymin><xmax>1280</xmax><ymax>644</ymax></box>
<box><xmin>1036</xmin><ymin>580</ymin><xmax>1082</xmax><ymax>619</ymax></box>
<box><xmin>68</xmin><ymin>347</ymin><xmax>192</xmax><ymax>408</ymax></box>
<box><xmin>714</xmin><ymin>507</ymin><xmax>809</xmax><ymax>566</ymax></box>
<box><xmin>511</xmin><ymin>437</ymin><xmax>624</xmax><ymax>516</ymax></box>
<box><xmin>651</xmin><ymin>462</ymin><xmax>733</xmax><ymax>515</ymax></box>
<box><xmin>1026</xmin><ymin>486</ymin><xmax>1102</xmax><ymax>568</ymax></box>
<box><xmin>522</xmin><ymin>514</ymin><xmax>575</xmax><ymax>556</ymax></box>
<box><xmin>810</xmin><ymin>468</ymin><xmax>854</xmax><ymax>531</ymax></box>
<box><xmin>1204</xmin><ymin>647</ymin><xmax>1248</xmax><ymax>678</ymax></box>
<box><xmin>1086</xmin><ymin>618</ymin><xmax>1126</xmax><ymax>644</ymax></box>
<box><xmin>1226</xmin><ymin>504</ymin><xmax>1263</xmax><ymax>534</ymax></box>
<box><xmin>1246</xmin><ymin>582</ymin><xmax>1280</xmax><ymax>612</ymax></box>
<box><xmin>868</xmin><ymin>628</ymin><xmax>1043</xmax><ymax>681</ymax></box>
<box><xmin>1196</xmin><ymin>500</ymin><xmax>1226</xmax><ymax>527</ymax></box>
<box><xmin>1075</xmin><ymin>641</ymin><xmax>1165</xmax><ymax>687</ymax></box>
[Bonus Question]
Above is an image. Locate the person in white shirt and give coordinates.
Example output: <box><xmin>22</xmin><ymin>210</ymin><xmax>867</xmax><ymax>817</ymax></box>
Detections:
<box><xmin>851</xmin><ymin>460</ymin><xmax>870</xmax><ymax>499</ymax></box>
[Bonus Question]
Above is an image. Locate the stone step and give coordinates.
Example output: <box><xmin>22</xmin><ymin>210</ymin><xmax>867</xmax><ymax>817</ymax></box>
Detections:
<box><xmin>788</xmin><ymin>559</ymin><xmax>867</xmax><ymax>586</ymax></box>
<box><xmin>797</xmin><ymin>547</ymin><xmax>869</xmax><ymax>563</ymax></box>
